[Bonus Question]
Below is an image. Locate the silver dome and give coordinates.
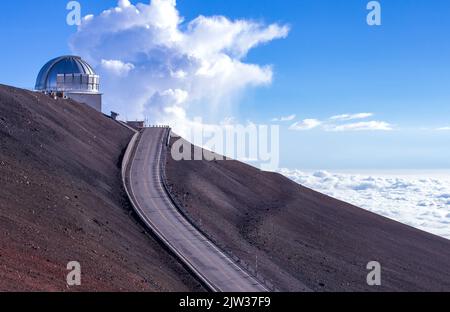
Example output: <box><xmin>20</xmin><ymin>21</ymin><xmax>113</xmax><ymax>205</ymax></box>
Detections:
<box><xmin>35</xmin><ymin>56</ymin><xmax>99</xmax><ymax>93</ymax></box>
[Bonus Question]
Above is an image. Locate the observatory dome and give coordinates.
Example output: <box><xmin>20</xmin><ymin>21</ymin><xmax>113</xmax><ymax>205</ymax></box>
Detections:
<box><xmin>35</xmin><ymin>56</ymin><xmax>99</xmax><ymax>93</ymax></box>
<box><xmin>35</xmin><ymin>56</ymin><xmax>102</xmax><ymax>112</ymax></box>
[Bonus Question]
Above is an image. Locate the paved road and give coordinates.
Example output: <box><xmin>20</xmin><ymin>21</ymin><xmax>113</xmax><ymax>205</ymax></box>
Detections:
<box><xmin>125</xmin><ymin>127</ymin><xmax>268</xmax><ymax>292</ymax></box>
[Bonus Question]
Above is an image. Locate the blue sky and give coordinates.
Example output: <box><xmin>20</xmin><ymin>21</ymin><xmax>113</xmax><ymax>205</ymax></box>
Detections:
<box><xmin>1</xmin><ymin>0</ymin><xmax>450</xmax><ymax>170</ymax></box>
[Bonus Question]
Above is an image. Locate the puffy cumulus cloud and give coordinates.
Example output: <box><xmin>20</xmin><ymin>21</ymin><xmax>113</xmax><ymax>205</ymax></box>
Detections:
<box><xmin>69</xmin><ymin>0</ymin><xmax>289</xmax><ymax>136</ymax></box>
<box><xmin>279</xmin><ymin>169</ymin><xmax>450</xmax><ymax>239</ymax></box>
<box><xmin>185</xmin><ymin>15</ymin><xmax>289</xmax><ymax>59</ymax></box>
<box><xmin>118</xmin><ymin>0</ymin><xmax>132</xmax><ymax>7</ymax></box>
<box><xmin>101</xmin><ymin>59</ymin><xmax>135</xmax><ymax>77</ymax></box>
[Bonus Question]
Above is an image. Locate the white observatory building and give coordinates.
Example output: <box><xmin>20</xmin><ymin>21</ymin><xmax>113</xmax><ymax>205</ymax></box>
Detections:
<box><xmin>35</xmin><ymin>56</ymin><xmax>102</xmax><ymax>112</ymax></box>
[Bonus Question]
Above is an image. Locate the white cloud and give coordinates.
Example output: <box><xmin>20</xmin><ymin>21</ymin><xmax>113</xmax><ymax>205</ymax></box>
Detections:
<box><xmin>330</xmin><ymin>113</ymin><xmax>373</xmax><ymax>121</ymax></box>
<box><xmin>279</xmin><ymin>169</ymin><xmax>450</xmax><ymax>239</ymax></box>
<box><xmin>289</xmin><ymin>119</ymin><xmax>322</xmax><ymax>131</ymax></box>
<box><xmin>101</xmin><ymin>59</ymin><xmax>135</xmax><ymax>77</ymax></box>
<box><xmin>272</xmin><ymin>114</ymin><xmax>296</xmax><ymax>122</ymax></box>
<box><xmin>327</xmin><ymin>121</ymin><xmax>393</xmax><ymax>132</ymax></box>
<box><xmin>436</xmin><ymin>126</ymin><xmax>450</xmax><ymax>131</ymax></box>
<box><xmin>118</xmin><ymin>0</ymin><xmax>132</xmax><ymax>8</ymax></box>
<box><xmin>288</xmin><ymin>113</ymin><xmax>392</xmax><ymax>132</ymax></box>
<box><xmin>69</xmin><ymin>0</ymin><xmax>289</xmax><ymax>136</ymax></box>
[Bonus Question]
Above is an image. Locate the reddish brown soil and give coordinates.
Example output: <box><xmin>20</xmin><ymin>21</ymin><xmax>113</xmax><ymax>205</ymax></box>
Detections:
<box><xmin>165</xmin><ymin>136</ymin><xmax>450</xmax><ymax>292</ymax></box>
<box><xmin>0</xmin><ymin>85</ymin><xmax>202</xmax><ymax>292</ymax></box>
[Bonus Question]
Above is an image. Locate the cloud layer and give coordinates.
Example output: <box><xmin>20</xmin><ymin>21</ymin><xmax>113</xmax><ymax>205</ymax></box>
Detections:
<box><xmin>279</xmin><ymin>169</ymin><xmax>450</xmax><ymax>239</ymax></box>
<box><xmin>70</xmin><ymin>0</ymin><xmax>289</xmax><ymax>135</ymax></box>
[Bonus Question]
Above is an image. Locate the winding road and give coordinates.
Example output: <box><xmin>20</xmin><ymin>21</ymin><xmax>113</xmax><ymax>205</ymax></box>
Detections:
<box><xmin>123</xmin><ymin>127</ymin><xmax>268</xmax><ymax>292</ymax></box>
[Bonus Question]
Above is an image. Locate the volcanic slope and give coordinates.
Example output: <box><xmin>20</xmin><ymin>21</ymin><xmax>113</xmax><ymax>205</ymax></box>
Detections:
<box><xmin>0</xmin><ymin>85</ymin><xmax>202</xmax><ymax>291</ymax></box>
